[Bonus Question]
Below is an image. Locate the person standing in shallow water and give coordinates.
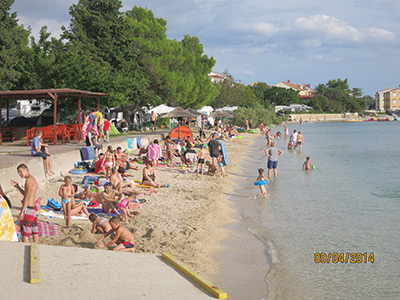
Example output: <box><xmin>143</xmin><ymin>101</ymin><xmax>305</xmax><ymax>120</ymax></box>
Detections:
<box><xmin>265</xmin><ymin>141</ymin><xmax>283</xmax><ymax>179</ymax></box>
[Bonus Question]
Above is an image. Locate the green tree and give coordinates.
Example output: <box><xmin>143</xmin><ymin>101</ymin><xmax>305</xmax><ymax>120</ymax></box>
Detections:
<box><xmin>212</xmin><ymin>76</ymin><xmax>257</xmax><ymax>108</ymax></box>
<box><xmin>232</xmin><ymin>103</ymin><xmax>283</xmax><ymax>126</ymax></box>
<box><xmin>315</xmin><ymin>79</ymin><xmax>364</xmax><ymax>112</ymax></box>
<box><xmin>0</xmin><ymin>0</ymin><xmax>30</xmax><ymax>90</ymax></box>
<box><xmin>249</xmin><ymin>82</ymin><xmax>271</xmax><ymax>106</ymax></box>
<box><xmin>350</xmin><ymin>87</ymin><xmax>363</xmax><ymax>98</ymax></box>
<box><xmin>264</xmin><ymin>86</ymin><xmax>301</xmax><ymax>106</ymax></box>
<box><xmin>62</xmin><ymin>0</ymin><xmax>150</xmax><ymax>119</ymax></box>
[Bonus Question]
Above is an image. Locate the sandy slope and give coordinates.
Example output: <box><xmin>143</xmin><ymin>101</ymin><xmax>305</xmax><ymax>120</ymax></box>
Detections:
<box><xmin>7</xmin><ymin>134</ymin><xmax>257</xmax><ymax>278</ymax></box>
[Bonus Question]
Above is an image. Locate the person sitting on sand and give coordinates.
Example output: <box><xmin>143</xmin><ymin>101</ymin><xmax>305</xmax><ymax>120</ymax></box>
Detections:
<box><xmin>70</xmin><ymin>195</ymin><xmax>90</xmax><ymax>218</ymax></box>
<box><xmin>254</xmin><ymin>168</ymin><xmax>268</xmax><ymax>199</ymax></box>
<box><xmin>31</xmin><ymin>130</ymin><xmax>55</xmax><ymax>176</ymax></box>
<box><xmin>100</xmin><ymin>183</ymin><xmax>123</xmax><ymax>217</ymax></box>
<box><xmin>58</xmin><ymin>176</ymin><xmax>75</xmax><ymax>227</ymax></box>
<box><xmin>302</xmin><ymin>156</ymin><xmax>312</xmax><ymax>170</ymax></box>
<box><xmin>89</xmin><ymin>213</ymin><xmax>112</xmax><ymax>234</ymax></box>
<box><xmin>117</xmin><ymin>192</ymin><xmax>140</xmax><ymax>223</ymax></box>
<box><xmin>94</xmin><ymin>153</ymin><xmax>106</xmax><ymax>174</ymax></box>
<box><xmin>109</xmin><ymin>167</ymin><xmax>145</xmax><ymax>195</ymax></box>
<box><xmin>205</xmin><ymin>161</ymin><xmax>217</xmax><ymax>176</ymax></box>
<box><xmin>142</xmin><ymin>160</ymin><xmax>166</xmax><ymax>188</ymax></box>
<box><xmin>114</xmin><ymin>147</ymin><xmax>138</xmax><ymax>171</ymax></box>
<box><xmin>96</xmin><ymin>217</ymin><xmax>135</xmax><ymax>252</ymax></box>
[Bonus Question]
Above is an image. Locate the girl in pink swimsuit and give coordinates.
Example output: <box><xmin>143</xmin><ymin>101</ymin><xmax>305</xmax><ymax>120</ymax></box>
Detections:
<box><xmin>117</xmin><ymin>192</ymin><xmax>141</xmax><ymax>222</ymax></box>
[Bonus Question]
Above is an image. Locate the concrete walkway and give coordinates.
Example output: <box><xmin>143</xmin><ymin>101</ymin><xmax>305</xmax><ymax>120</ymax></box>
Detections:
<box><xmin>0</xmin><ymin>241</ymin><xmax>217</xmax><ymax>300</ymax></box>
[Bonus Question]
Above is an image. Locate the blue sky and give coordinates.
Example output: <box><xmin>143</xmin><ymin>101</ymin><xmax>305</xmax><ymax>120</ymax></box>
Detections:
<box><xmin>11</xmin><ymin>0</ymin><xmax>400</xmax><ymax>96</ymax></box>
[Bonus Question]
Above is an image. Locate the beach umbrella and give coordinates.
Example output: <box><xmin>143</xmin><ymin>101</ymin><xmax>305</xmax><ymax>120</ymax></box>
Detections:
<box><xmin>161</xmin><ymin>107</ymin><xmax>198</xmax><ymax>119</ymax></box>
<box><xmin>185</xmin><ymin>108</ymin><xmax>203</xmax><ymax>116</ymax></box>
<box><xmin>210</xmin><ymin>110</ymin><xmax>233</xmax><ymax>127</ymax></box>
<box><xmin>209</xmin><ymin>110</ymin><xmax>232</xmax><ymax>118</ymax></box>
<box><xmin>161</xmin><ymin>107</ymin><xmax>198</xmax><ymax>138</ymax></box>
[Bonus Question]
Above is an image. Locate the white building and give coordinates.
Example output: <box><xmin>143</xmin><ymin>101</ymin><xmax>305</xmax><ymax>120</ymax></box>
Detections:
<box><xmin>208</xmin><ymin>70</ymin><xmax>231</xmax><ymax>84</ymax></box>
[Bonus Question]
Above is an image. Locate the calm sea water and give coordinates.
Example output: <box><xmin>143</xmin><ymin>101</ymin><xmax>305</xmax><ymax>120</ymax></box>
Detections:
<box><xmin>231</xmin><ymin>121</ymin><xmax>400</xmax><ymax>299</ymax></box>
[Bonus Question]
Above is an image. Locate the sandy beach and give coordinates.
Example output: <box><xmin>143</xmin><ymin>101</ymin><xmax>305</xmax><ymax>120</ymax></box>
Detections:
<box><xmin>6</xmin><ymin>133</ymin><xmax>262</xmax><ymax>287</ymax></box>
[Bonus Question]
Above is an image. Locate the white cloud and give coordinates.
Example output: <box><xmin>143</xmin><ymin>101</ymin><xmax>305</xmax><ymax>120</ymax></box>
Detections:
<box><xmin>367</xmin><ymin>28</ymin><xmax>396</xmax><ymax>41</ymax></box>
<box><xmin>295</xmin><ymin>15</ymin><xmax>362</xmax><ymax>42</ymax></box>
<box><xmin>248</xmin><ymin>21</ymin><xmax>282</xmax><ymax>37</ymax></box>
<box><xmin>293</xmin><ymin>15</ymin><xmax>396</xmax><ymax>45</ymax></box>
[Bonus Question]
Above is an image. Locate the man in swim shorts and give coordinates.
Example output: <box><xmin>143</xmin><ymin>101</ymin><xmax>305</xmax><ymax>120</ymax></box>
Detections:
<box><xmin>265</xmin><ymin>142</ymin><xmax>283</xmax><ymax>179</ymax></box>
<box><xmin>150</xmin><ymin>111</ymin><xmax>157</xmax><ymax>133</ymax></box>
<box><xmin>207</xmin><ymin>133</ymin><xmax>220</xmax><ymax>167</ymax></box>
<box><xmin>11</xmin><ymin>164</ymin><xmax>39</xmax><ymax>243</ymax></box>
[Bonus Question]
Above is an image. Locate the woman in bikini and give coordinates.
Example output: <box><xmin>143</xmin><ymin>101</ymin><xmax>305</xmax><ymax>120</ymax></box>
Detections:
<box><xmin>164</xmin><ymin>136</ymin><xmax>175</xmax><ymax>164</ymax></box>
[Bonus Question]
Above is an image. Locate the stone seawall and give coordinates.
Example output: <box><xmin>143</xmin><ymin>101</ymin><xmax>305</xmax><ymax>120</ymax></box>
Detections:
<box><xmin>289</xmin><ymin>113</ymin><xmax>358</xmax><ymax>122</ymax></box>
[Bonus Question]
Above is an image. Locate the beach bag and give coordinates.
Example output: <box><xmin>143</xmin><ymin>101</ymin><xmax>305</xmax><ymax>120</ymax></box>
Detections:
<box><xmin>46</xmin><ymin>198</ymin><xmax>62</xmax><ymax>210</ymax></box>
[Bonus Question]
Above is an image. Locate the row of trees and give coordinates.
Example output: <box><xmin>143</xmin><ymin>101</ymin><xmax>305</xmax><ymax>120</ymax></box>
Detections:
<box><xmin>213</xmin><ymin>75</ymin><xmax>374</xmax><ymax>114</ymax></box>
<box><xmin>1</xmin><ymin>0</ymin><xmax>219</xmax><ymax>122</ymax></box>
<box><xmin>1</xmin><ymin>0</ymin><xmax>374</xmax><ymax>127</ymax></box>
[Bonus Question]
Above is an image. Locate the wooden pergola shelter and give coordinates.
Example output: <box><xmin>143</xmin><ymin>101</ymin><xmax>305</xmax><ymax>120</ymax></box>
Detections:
<box><xmin>0</xmin><ymin>89</ymin><xmax>108</xmax><ymax>145</ymax></box>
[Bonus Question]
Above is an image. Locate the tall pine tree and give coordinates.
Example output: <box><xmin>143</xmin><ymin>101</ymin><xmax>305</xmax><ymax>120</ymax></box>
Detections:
<box><xmin>0</xmin><ymin>0</ymin><xmax>29</xmax><ymax>90</ymax></box>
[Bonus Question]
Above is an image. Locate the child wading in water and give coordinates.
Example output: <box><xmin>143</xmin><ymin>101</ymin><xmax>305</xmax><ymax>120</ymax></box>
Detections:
<box><xmin>96</xmin><ymin>217</ymin><xmax>135</xmax><ymax>252</ymax></box>
<box><xmin>254</xmin><ymin>168</ymin><xmax>268</xmax><ymax>199</ymax></box>
<box><xmin>58</xmin><ymin>176</ymin><xmax>75</xmax><ymax>227</ymax></box>
<box><xmin>302</xmin><ymin>156</ymin><xmax>312</xmax><ymax>170</ymax></box>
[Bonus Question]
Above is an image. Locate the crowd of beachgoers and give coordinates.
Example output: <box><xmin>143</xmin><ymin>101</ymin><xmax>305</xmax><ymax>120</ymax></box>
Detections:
<box><xmin>2</xmin><ymin>109</ymin><xmax>243</xmax><ymax>257</ymax></box>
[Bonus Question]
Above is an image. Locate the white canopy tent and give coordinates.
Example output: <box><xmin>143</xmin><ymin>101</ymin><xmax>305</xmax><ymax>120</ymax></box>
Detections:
<box><xmin>148</xmin><ymin>104</ymin><xmax>175</xmax><ymax>115</ymax></box>
<box><xmin>198</xmin><ymin>106</ymin><xmax>214</xmax><ymax>115</ymax></box>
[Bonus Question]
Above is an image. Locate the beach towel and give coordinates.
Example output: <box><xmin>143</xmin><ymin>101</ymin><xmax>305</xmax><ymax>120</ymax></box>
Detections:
<box><xmin>39</xmin><ymin>210</ymin><xmax>89</xmax><ymax>220</ymax></box>
<box><xmin>15</xmin><ymin>221</ymin><xmax>61</xmax><ymax>238</ymax></box>
<box><xmin>0</xmin><ymin>197</ymin><xmax>18</xmax><ymax>241</ymax></box>
<box><xmin>80</xmin><ymin>146</ymin><xmax>95</xmax><ymax>161</ymax></box>
<box><xmin>147</xmin><ymin>143</ymin><xmax>162</xmax><ymax>161</ymax></box>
